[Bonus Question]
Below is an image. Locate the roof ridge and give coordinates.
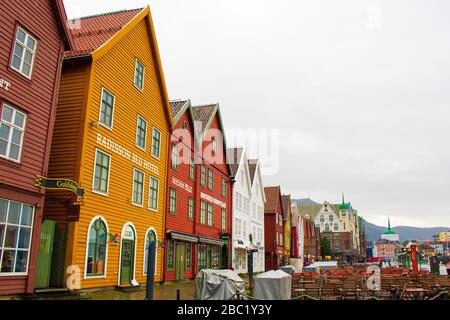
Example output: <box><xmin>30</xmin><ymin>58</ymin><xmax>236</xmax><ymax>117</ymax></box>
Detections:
<box><xmin>70</xmin><ymin>8</ymin><xmax>144</xmax><ymax>21</ymax></box>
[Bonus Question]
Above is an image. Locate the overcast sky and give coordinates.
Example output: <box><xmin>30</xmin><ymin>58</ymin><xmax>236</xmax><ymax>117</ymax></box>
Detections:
<box><xmin>64</xmin><ymin>0</ymin><xmax>450</xmax><ymax>228</ymax></box>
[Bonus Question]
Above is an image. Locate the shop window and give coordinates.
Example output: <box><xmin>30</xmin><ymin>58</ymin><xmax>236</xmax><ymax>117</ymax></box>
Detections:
<box><xmin>86</xmin><ymin>217</ymin><xmax>107</xmax><ymax>277</ymax></box>
<box><xmin>198</xmin><ymin>244</ymin><xmax>206</xmax><ymax>270</ymax></box>
<box><xmin>167</xmin><ymin>240</ymin><xmax>174</xmax><ymax>271</ymax></box>
<box><xmin>186</xmin><ymin>243</ymin><xmax>192</xmax><ymax>270</ymax></box>
<box><xmin>0</xmin><ymin>199</ymin><xmax>33</xmax><ymax>274</ymax></box>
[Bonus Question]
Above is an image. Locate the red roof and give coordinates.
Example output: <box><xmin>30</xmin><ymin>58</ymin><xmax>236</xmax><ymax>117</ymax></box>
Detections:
<box><xmin>65</xmin><ymin>8</ymin><xmax>143</xmax><ymax>58</ymax></box>
<box><xmin>264</xmin><ymin>186</ymin><xmax>282</xmax><ymax>213</ymax></box>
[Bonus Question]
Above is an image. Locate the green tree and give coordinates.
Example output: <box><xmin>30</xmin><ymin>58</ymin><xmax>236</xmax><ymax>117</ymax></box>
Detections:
<box><xmin>321</xmin><ymin>236</ymin><xmax>331</xmax><ymax>257</ymax></box>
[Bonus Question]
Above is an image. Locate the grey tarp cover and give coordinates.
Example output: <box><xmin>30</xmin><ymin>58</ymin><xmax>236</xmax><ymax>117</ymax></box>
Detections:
<box><xmin>254</xmin><ymin>270</ymin><xmax>292</xmax><ymax>300</ymax></box>
<box><xmin>279</xmin><ymin>265</ymin><xmax>295</xmax><ymax>275</ymax></box>
<box><xmin>194</xmin><ymin>269</ymin><xmax>245</xmax><ymax>300</ymax></box>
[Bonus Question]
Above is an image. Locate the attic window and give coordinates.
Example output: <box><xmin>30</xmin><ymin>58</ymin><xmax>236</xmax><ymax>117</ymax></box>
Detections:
<box><xmin>211</xmin><ymin>137</ymin><xmax>217</xmax><ymax>154</ymax></box>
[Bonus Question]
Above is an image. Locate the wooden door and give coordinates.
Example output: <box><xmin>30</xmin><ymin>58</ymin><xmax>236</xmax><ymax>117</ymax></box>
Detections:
<box><xmin>175</xmin><ymin>244</ymin><xmax>185</xmax><ymax>281</ymax></box>
<box><xmin>120</xmin><ymin>240</ymin><xmax>135</xmax><ymax>285</ymax></box>
<box><xmin>35</xmin><ymin>220</ymin><xmax>55</xmax><ymax>289</ymax></box>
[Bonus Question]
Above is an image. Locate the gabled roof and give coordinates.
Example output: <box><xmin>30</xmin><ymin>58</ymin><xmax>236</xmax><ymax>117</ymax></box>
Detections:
<box><xmin>170</xmin><ymin>99</ymin><xmax>190</xmax><ymax>121</ymax></box>
<box><xmin>192</xmin><ymin>104</ymin><xmax>218</xmax><ymax>133</ymax></box>
<box><xmin>298</xmin><ymin>204</ymin><xmax>322</xmax><ymax>220</ymax></box>
<box><xmin>65</xmin><ymin>8</ymin><xmax>142</xmax><ymax>58</ymax></box>
<box><xmin>227</xmin><ymin>147</ymin><xmax>243</xmax><ymax>178</ymax></box>
<box><xmin>248</xmin><ymin>159</ymin><xmax>258</xmax><ymax>184</ymax></box>
<box><xmin>53</xmin><ymin>0</ymin><xmax>75</xmax><ymax>50</ymax></box>
<box><xmin>281</xmin><ymin>195</ymin><xmax>291</xmax><ymax>219</ymax></box>
<box><xmin>292</xmin><ymin>198</ymin><xmax>320</xmax><ymax>206</ymax></box>
<box><xmin>264</xmin><ymin>186</ymin><xmax>282</xmax><ymax>213</ymax></box>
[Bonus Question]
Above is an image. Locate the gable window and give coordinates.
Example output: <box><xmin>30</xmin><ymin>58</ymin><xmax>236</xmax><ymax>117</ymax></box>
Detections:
<box><xmin>86</xmin><ymin>218</ymin><xmax>107</xmax><ymax>277</ymax></box>
<box><xmin>151</xmin><ymin>128</ymin><xmax>161</xmax><ymax>158</ymax></box>
<box><xmin>93</xmin><ymin>149</ymin><xmax>111</xmax><ymax>195</ymax></box>
<box><xmin>0</xmin><ymin>104</ymin><xmax>26</xmax><ymax>162</ymax></box>
<box><xmin>99</xmin><ymin>88</ymin><xmax>115</xmax><ymax>129</ymax></box>
<box><xmin>207</xmin><ymin>203</ymin><xmax>213</xmax><ymax>226</ymax></box>
<box><xmin>185</xmin><ymin>242</ymin><xmax>192</xmax><ymax>270</ymax></box>
<box><xmin>132</xmin><ymin>168</ymin><xmax>144</xmax><ymax>206</ymax></box>
<box><xmin>221</xmin><ymin>178</ymin><xmax>226</xmax><ymax>198</ymax></box>
<box><xmin>148</xmin><ymin>177</ymin><xmax>159</xmax><ymax>211</ymax></box>
<box><xmin>207</xmin><ymin>169</ymin><xmax>213</xmax><ymax>190</ymax></box>
<box><xmin>200</xmin><ymin>165</ymin><xmax>206</xmax><ymax>187</ymax></box>
<box><xmin>189</xmin><ymin>158</ymin><xmax>195</xmax><ymax>180</ymax></box>
<box><xmin>221</xmin><ymin>209</ymin><xmax>226</xmax><ymax>230</ymax></box>
<box><xmin>134</xmin><ymin>59</ymin><xmax>145</xmax><ymax>91</ymax></box>
<box><xmin>169</xmin><ymin>188</ymin><xmax>177</xmax><ymax>215</ymax></box>
<box><xmin>188</xmin><ymin>198</ymin><xmax>194</xmax><ymax>220</ymax></box>
<box><xmin>200</xmin><ymin>201</ymin><xmax>207</xmax><ymax>224</ymax></box>
<box><xmin>11</xmin><ymin>27</ymin><xmax>37</xmax><ymax>79</ymax></box>
<box><xmin>135</xmin><ymin>115</ymin><xmax>147</xmax><ymax>149</ymax></box>
<box><xmin>211</xmin><ymin>137</ymin><xmax>217</xmax><ymax>154</ymax></box>
<box><xmin>171</xmin><ymin>144</ymin><xmax>179</xmax><ymax>170</ymax></box>
<box><xmin>0</xmin><ymin>199</ymin><xmax>34</xmax><ymax>274</ymax></box>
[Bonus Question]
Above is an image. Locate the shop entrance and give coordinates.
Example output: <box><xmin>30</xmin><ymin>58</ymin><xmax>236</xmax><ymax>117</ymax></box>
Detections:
<box><xmin>175</xmin><ymin>243</ymin><xmax>185</xmax><ymax>281</ymax></box>
<box><xmin>120</xmin><ymin>225</ymin><xmax>136</xmax><ymax>285</ymax></box>
<box><xmin>35</xmin><ymin>220</ymin><xmax>66</xmax><ymax>289</ymax></box>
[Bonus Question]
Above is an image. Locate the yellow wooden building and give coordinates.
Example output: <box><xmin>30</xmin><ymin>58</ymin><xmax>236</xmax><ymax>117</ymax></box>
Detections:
<box><xmin>36</xmin><ymin>7</ymin><xmax>172</xmax><ymax>291</ymax></box>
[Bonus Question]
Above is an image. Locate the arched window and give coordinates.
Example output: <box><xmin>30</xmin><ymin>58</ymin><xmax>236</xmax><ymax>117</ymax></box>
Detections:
<box><xmin>86</xmin><ymin>217</ymin><xmax>107</xmax><ymax>277</ymax></box>
<box><xmin>144</xmin><ymin>229</ymin><xmax>157</xmax><ymax>275</ymax></box>
<box><xmin>212</xmin><ymin>137</ymin><xmax>217</xmax><ymax>154</ymax></box>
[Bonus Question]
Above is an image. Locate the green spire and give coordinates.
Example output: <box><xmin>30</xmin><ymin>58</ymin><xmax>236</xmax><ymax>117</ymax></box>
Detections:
<box><xmin>384</xmin><ymin>217</ymin><xmax>397</xmax><ymax>235</ymax></box>
<box><xmin>339</xmin><ymin>193</ymin><xmax>349</xmax><ymax>210</ymax></box>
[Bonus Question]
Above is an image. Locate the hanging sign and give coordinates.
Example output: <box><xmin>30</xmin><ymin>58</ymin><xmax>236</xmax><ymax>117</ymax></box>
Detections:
<box><xmin>35</xmin><ymin>176</ymin><xmax>85</xmax><ymax>197</ymax></box>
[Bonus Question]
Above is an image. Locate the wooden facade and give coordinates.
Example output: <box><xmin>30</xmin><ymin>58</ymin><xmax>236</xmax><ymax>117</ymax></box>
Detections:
<box><xmin>164</xmin><ymin>100</ymin><xmax>233</xmax><ymax>281</ymax></box>
<box><xmin>264</xmin><ymin>186</ymin><xmax>284</xmax><ymax>271</ymax></box>
<box><xmin>0</xmin><ymin>0</ymin><xmax>72</xmax><ymax>295</ymax></box>
<box><xmin>39</xmin><ymin>7</ymin><xmax>172</xmax><ymax>290</ymax></box>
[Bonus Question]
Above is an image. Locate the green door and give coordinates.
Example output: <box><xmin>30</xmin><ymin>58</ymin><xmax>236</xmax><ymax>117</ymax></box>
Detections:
<box><xmin>120</xmin><ymin>240</ymin><xmax>135</xmax><ymax>285</ymax></box>
<box><xmin>35</xmin><ymin>220</ymin><xmax>56</xmax><ymax>289</ymax></box>
<box><xmin>206</xmin><ymin>246</ymin><xmax>212</xmax><ymax>269</ymax></box>
<box><xmin>176</xmin><ymin>244</ymin><xmax>185</xmax><ymax>281</ymax></box>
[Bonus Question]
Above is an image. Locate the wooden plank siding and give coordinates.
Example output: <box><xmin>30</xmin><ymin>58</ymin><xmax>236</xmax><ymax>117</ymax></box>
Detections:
<box><xmin>47</xmin><ymin>14</ymin><xmax>171</xmax><ymax>289</ymax></box>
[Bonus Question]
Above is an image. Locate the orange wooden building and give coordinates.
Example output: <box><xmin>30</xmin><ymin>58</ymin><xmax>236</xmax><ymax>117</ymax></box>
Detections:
<box><xmin>36</xmin><ymin>7</ymin><xmax>172</xmax><ymax>291</ymax></box>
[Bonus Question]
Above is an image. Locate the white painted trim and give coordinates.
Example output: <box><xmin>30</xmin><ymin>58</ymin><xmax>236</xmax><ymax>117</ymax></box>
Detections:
<box><xmin>0</xmin><ymin>103</ymin><xmax>27</xmax><ymax>164</ymax></box>
<box><xmin>143</xmin><ymin>227</ymin><xmax>158</xmax><ymax>276</ymax></box>
<box><xmin>83</xmin><ymin>216</ymin><xmax>110</xmax><ymax>279</ymax></box>
<box><xmin>118</xmin><ymin>222</ymin><xmax>138</xmax><ymax>285</ymax></box>
<box><xmin>135</xmin><ymin>114</ymin><xmax>148</xmax><ymax>151</ymax></box>
<box><xmin>98</xmin><ymin>87</ymin><xmax>115</xmax><ymax>131</ymax></box>
<box><xmin>148</xmin><ymin>175</ymin><xmax>159</xmax><ymax>212</ymax></box>
<box><xmin>91</xmin><ymin>148</ymin><xmax>112</xmax><ymax>196</ymax></box>
<box><xmin>10</xmin><ymin>27</ymin><xmax>37</xmax><ymax>80</ymax></box>
<box><xmin>131</xmin><ymin>168</ymin><xmax>145</xmax><ymax>207</ymax></box>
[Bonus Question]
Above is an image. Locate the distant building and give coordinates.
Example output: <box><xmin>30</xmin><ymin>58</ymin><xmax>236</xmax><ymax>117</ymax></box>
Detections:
<box><xmin>264</xmin><ymin>186</ymin><xmax>284</xmax><ymax>270</ymax></box>
<box><xmin>380</xmin><ymin>218</ymin><xmax>400</xmax><ymax>242</ymax></box>
<box><xmin>439</xmin><ymin>231</ymin><xmax>450</xmax><ymax>242</ymax></box>
<box><xmin>418</xmin><ymin>243</ymin><xmax>435</xmax><ymax>259</ymax></box>
<box><xmin>429</xmin><ymin>243</ymin><xmax>444</xmax><ymax>255</ymax></box>
<box><xmin>374</xmin><ymin>239</ymin><xmax>397</xmax><ymax>261</ymax></box>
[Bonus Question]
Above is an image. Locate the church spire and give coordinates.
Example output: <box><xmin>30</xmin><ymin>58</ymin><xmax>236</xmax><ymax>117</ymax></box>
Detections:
<box><xmin>388</xmin><ymin>217</ymin><xmax>391</xmax><ymax>231</ymax></box>
<box><xmin>342</xmin><ymin>192</ymin><xmax>345</xmax><ymax>204</ymax></box>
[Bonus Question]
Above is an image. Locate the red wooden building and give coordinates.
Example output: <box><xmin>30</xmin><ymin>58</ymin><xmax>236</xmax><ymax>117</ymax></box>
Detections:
<box><xmin>164</xmin><ymin>100</ymin><xmax>232</xmax><ymax>281</ymax></box>
<box><xmin>264</xmin><ymin>186</ymin><xmax>284</xmax><ymax>270</ymax></box>
<box><xmin>0</xmin><ymin>0</ymin><xmax>72</xmax><ymax>295</ymax></box>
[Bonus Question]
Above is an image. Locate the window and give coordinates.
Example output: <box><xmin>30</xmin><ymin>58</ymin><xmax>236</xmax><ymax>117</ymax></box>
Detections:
<box><xmin>132</xmin><ymin>168</ymin><xmax>144</xmax><ymax>206</ymax></box>
<box><xmin>99</xmin><ymin>88</ymin><xmax>115</xmax><ymax>129</ymax></box>
<box><xmin>234</xmin><ymin>219</ymin><xmax>241</xmax><ymax>237</ymax></box>
<box><xmin>320</xmin><ymin>215</ymin><xmax>325</xmax><ymax>222</ymax></box>
<box><xmin>185</xmin><ymin>242</ymin><xmax>192</xmax><ymax>270</ymax></box>
<box><xmin>221</xmin><ymin>209</ymin><xmax>226</xmax><ymax>230</ymax></box>
<box><xmin>334</xmin><ymin>224</ymin><xmax>339</xmax><ymax>231</ymax></box>
<box><xmin>207</xmin><ymin>203</ymin><xmax>213</xmax><ymax>226</ymax></box>
<box><xmin>169</xmin><ymin>189</ymin><xmax>177</xmax><ymax>214</ymax></box>
<box><xmin>208</xmin><ymin>169</ymin><xmax>213</xmax><ymax>190</ymax></box>
<box><xmin>144</xmin><ymin>230</ymin><xmax>157</xmax><ymax>275</ymax></box>
<box><xmin>325</xmin><ymin>223</ymin><xmax>330</xmax><ymax>232</ymax></box>
<box><xmin>188</xmin><ymin>198</ymin><xmax>194</xmax><ymax>220</ymax></box>
<box><xmin>171</xmin><ymin>144</ymin><xmax>179</xmax><ymax>170</ymax></box>
<box><xmin>211</xmin><ymin>137</ymin><xmax>217</xmax><ymax>154</ymax></box>
<box><xmin>201</xmin><ymin>165</ymin><xmax>206</xmax><ymax>186</ymax></box>
<box><xmin>189</xmin><ymin>158</ymin><xmax>195</xmax><ymax>180</ymax></box>
<box><xmin>148</xmin><ymin>177</ymin><xmax>159</xmax><ymax>211</ymax></box>
<box><xmin>0</xmin><ymin>199</ymin><xmax>34</xmax><ymax>274</ymax></box>
<box><xmin>198</xmin><ymin>244</ymin><xmax>206</xmax><ymax>270</ymax></box>
<box><xmin>134</xmin><ymin>59</ymin><xmax>145</xmax><ymax>90</ymax></box>
<box><xmin>86</xmin><ymin>218</ymin><xmax>107</xmax><ymax>277</ymax></box>
<box><xmin>166</xmin><ymin>240</ymin><xmax>174</xmax><ymax>271</ymax></box>
<box><xmin>11</xmin><ymin>27</ymin><xmax>37</xmax><ymax>78</ymax></box>
<box><xmin>200</xmin><ymin>201</ymin><xmax>206</xmax><ymax>224</ymax></box>
<box><xmin>151</xmin><ymin>128</ymin><xmax>161</xmax><ymax>158</ymax></box>
<box><xmin>221</xmin><ymin>178</ymin><xmax>226</xmax><ymax>198</ymax></box>
<box><xmin>243</xmin><ymin>221</ymin><xmax>247</xmax><ymax>239</ymax></box>
<box><xmin>93</xmin><ymin>149</ymin><xmax>111</xmax><ymax>194</ymax></box>
<box><xmin>0</xmin><ymin>104</ymin><xmax>26</xmax><ymax>162</ymax></box>
<box><xmin>135</xmin><ymin>115</ymin><xmax>147</xmax><ymax>149</ymax></box>
<box><xmin>329</xmin><ymin>215</ymin><xmax>334</xmax><ymax>222</ymax></box>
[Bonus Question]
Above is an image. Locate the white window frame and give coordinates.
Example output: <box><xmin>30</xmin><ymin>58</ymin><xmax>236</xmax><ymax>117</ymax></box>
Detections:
<box><xmin>0</xmin><ymin>199</ymin><xmax>35</xmax><ymax>276</ymax></box>
<box><xmin>148</xmin><ymin>176</ymin><xmax>159</xmax><ymax>212</ymax></box>
<box><xmin>134</xmin><ymin>58</ymin><xmax>145</xmax><ymax>92</ymax></box>
<box><xmin>151</xmin><ymin>127</ymin><xmax>161</xmax><ymax>160</ymax></box>
<box><xmin>83</xmin><ymin>216</ymin><xmax>109</xmax><ymax>279</ymax></box>
<box><xmin>0</xmin><ymin>104</ymin><xmax>27</xmax><ymax>163</ymax></box>
<box><xmin>143</xmin><ymin>228</ymin><xmax>158</xmax><ymax>276</ymax></box>
<box><xmin>91</xmin><ymin>148</ymin><xmax>111</xmax><ymax>196</ymax></box>
<box><xmin>132</xmin><ymin>168</ymin><xmax>145</xmax><ymax>207</ymax></box>
<box><xmin>98</xmin><ymin>87</ymin><xmax>115</xmax><ymax>130</ymax></box>
<box><xmin>135</xmin><ymin>115</ymin><xmax>148</xmax><ymax>151</ymax></box>
<box><xmin>10</xmin><ymin>26</ymin><xmax>37</xmax><ymax>79</ymax></box>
